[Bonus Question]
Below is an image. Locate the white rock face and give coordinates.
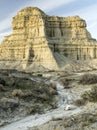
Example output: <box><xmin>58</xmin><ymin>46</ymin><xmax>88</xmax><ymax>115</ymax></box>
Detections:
<box><xmin>65</xmin><ymin>105</ymin><xmax>72</xmax><ymax>110</ymax></box>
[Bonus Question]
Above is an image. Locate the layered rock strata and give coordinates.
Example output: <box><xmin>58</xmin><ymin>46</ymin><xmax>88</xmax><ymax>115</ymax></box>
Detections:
<box><xmin>0</xmin><ymin>7</ymin><xmax>97</xmax><ymax>70</ymax></box>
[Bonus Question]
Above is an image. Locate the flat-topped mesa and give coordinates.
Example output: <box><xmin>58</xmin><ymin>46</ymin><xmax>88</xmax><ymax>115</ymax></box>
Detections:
<box><xmin>45</xmin><ymin>16</ymin><xmax>88</xmax><ymax>39</ymax></box>
<box><xmin>0</xmin><ymin>7</ymin><xmax>97</xmax><ymax>70</ymax></box>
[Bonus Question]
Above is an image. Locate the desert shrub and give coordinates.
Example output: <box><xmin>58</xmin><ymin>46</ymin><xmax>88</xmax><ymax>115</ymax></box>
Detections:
<box><xmin>74</xmin><ymin>98</ymin><xmax>86</xmax><ymax>106</ymax></box>
<box><xmin>13</xmin><ymin>78</ymin><xmax>33</xmax><ymax>89</ymax></box>
<box><xmin>80</xmin><ymin>121</ymin><xmax>91</xmax><ymax>127</ymax></box>
<box><xmin>81</xmin><ymin>86</ymin><xmax>97</xmax><ymax>102</ymax></box>
<box><xmin>37</xmin><ymin>74</ymin><xmax>42</xmax><ymax>77</ymax></box>
<box><xmin>62</xmin><ymin>79</ymin><xmax>70</xmax><ymax>86</ymax></box>
<box><xmin>79</xmin><ymin>113</ymin><xmax>95</xmax><ymax>127</ymax></box>
<box><xmin>60</xmin><ymin>78</ymin><xmax>72</xmax><ymax>88</ymax></box>
<box><xmin>63</xmin><ymin>113</ymin><xmax>96</xmax><ymax>128</ymax></box>
<box><xmin>12</xmin><ymin>89</ymin><xmax>24</xmax><ymax>97</ymax></box>
<box><xmin>0</xmin><ymin>78</ymin><xmax>5</xmax><ymax>86</ymax></box>
<box><xmin>12</xmin><ymin>89</ymin><xmax>33</xmax><ymax>99</ymax></box>
<box><xmin>0</xmin><ymin>84</ymin><xmax>6</xmax><ymax>92</ymax></box>
<box><xmin>79</xmin><ymin>74</ymin><xmax>97</xmax><ymax>85</ymax></box>
<box><xmin>49</xmin><ymin>82</ymin><xmax>56</xmax><ymax>90</ymax></box>
<box><xmin>27</xmin><ymin>105</ymin><xmax>43</xmax><ymax>115</ymax></box>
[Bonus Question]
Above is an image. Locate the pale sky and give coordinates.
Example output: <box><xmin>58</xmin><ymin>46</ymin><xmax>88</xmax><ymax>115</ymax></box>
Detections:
<box><xmin>0</xmin><ymin>0</ymin><xmax>97</xmax><ymax>42</ymax></box>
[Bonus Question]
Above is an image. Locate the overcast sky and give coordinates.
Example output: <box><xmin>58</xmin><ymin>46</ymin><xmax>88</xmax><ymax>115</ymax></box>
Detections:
<box><xmin>0</xmin><ymin>0</ymin><xmax>97</xmax><ymax>42</ymax></box>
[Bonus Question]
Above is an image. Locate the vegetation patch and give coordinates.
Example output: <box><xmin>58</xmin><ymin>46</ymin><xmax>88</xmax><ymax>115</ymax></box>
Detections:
<box><xmin>79</xmin><ymin>74</ymin><xmax>97</xmax><ymax>85</ymax></box>
<box><xmin>81</xmin><ymin>86</ymin><xmax>97</xmax><ymax>102</ymax></box>
<box><xmin>0</xmin><ymin>70</ymin><xmax>58</xmax><ymax>126</ymax></box>
<box><xmin>60</xmin><ymin>78</ymin><xmax>74</xmax><ymax>88</ymax></box>
<box><xmin>74</xmin><ymin>98</ymin><xmax>86</xmax><ymax>106</ymax></box>
<box><xmin>63</xmin><ymin>113</ymin><xmax>97</xmax><ymax>128</ymax></box>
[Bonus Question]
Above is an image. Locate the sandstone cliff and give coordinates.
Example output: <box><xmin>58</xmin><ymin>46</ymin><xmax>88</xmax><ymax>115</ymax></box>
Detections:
<box><xmin>0</xmin><ymin>7</ymin><xmax>97</xmax><ymax>70</ymax></box>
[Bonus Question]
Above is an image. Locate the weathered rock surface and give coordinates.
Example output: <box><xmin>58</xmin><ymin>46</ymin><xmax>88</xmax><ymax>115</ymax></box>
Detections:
<box><xmin>0</xmin><ymin>7</ymin><xmax>97</xmax><ymax>70</ymax></box>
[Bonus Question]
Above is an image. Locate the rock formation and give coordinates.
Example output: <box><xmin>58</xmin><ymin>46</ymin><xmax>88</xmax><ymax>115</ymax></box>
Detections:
<box><xmin>0</xmin><ymin>7</ymin><xmax>97</xmax><ymax>70</ymax></box>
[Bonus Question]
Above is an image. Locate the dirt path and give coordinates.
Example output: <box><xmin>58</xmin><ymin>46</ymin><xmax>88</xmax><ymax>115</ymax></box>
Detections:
<box><xmin>0</xmin><ymin>82</ymin><xmax>82</xmax><ymax>130</ymax></box>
